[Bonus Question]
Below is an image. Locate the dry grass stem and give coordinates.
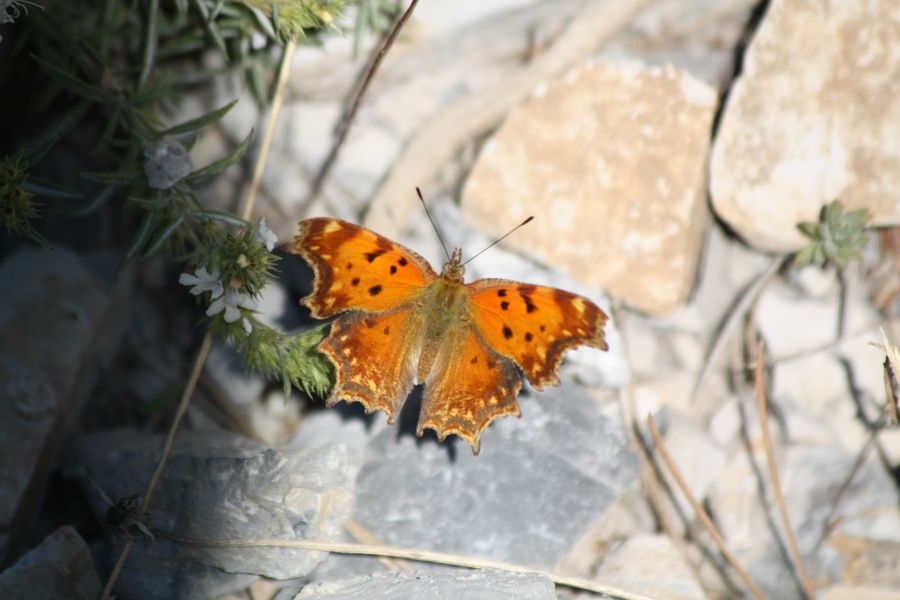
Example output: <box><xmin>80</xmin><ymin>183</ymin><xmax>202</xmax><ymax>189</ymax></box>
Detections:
<box><xmin>647</xmin><ymin>415</ymin><xmax>767</xmax><ymax>600</ymax></box>
<box><xmin>693</xmin><ymin>255</ymin><xmax>786</xmax><ymax>402</ymax></box>
<box><xmin>344</xmin><ymin>518</ymin><xmax>411</xmax><ymax>571</ymax></box>
<box><xmin>305</xmin><ymin>0</ymin><xmax>421</xmax><ymax>207</ymax></box>
<box><xmin>158</xmin><ymin>532</ymin><xmax>656</xmax><ymax>600</ymax></box>
<box><xmin>243</xmin><ymin>40</ymin><xmax>298</xmax><ymax>221</ymax></box>
<box><xmin>102</xmin><ymin>332</ymin><xmax>213</xmax><ymax>599</ymax></box>
<box><xmin>753</xmin><ymin>342</ymin><xmax>818</xmax><ymax>600</ymax></box>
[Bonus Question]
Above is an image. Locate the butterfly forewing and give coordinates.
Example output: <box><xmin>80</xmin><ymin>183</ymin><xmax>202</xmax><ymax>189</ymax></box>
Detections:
<box><xmin>466</xmin><ymin>279</ymin><xmax>609</xmax><ymax>389</ymax></box>
<box><xmin>288</xmin><ymin>218</ymin><xmax>437</xmax><ymax>318</ymax></box>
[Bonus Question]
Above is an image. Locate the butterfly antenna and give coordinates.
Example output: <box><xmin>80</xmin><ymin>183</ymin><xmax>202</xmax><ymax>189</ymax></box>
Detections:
<box><xmin>462</xmin><ymin>216</ymin><xmax>534</xmax><ymax>267</ymax></box>
<box><xmin>416</xmin><ymin>187</ymin><xmax>452</xmax><ymax>261</ymax></box>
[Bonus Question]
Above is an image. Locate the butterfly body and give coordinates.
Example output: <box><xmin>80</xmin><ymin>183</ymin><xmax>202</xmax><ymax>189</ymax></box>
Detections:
<box><xmin>288</xmin><ymin>218</ymin><xmax>608</xmax><ymax>454</ymax></box>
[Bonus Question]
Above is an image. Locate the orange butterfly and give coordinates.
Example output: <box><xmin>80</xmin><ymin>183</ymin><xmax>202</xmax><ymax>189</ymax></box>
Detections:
<box><xmin>288</xmin><ymin>218</ymin><xmax>608</xmax><ymax>454</ymax></box>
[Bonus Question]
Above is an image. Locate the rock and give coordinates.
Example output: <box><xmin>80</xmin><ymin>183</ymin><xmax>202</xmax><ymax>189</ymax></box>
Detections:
<box><xmin>0</xmin><ymin>248</ymin><xmax>124</xmax><ymax>563</ymax></box>
<box><xmin>461</xmin><ymin>61</ymin><xmax>717</xmax><ymax>315</ymax></box>
<box><xmin>349</xmin><ymin>384</ymin><xmax>639</xmax><ymax>570</ymax></box>
<box><xmin>710</xmin><ymin>0</ymin><xmax>900</xmax><ymax>252</ymax></box>
<box><xmin>821</xmin><ymin>586</ymin><xmax>900</xmax><ymax>600</ymax></box>
<box><xmin>588</xmin><ymin>534</ymin><xmax>706</xmax><ymax>600</ymax></box>
<box><xmin>600</xmin><ymin>0</ymin><xmax>758</xmax><ymax>85</ymax></box>
<box><xmin>0</xmin><ymin>526</ymin><xmax>101</xmax><ymax>600</ymax></box>
<box><xmin>295</xmin><ymin>570</ymin><xmax>556</xmax><ymax>600</ymax></box>
<box><xmin>653</xmin><ymin>414</ymin><xmax>727</xmax><ymax>523</ymax></box>
<box><xmin>64</xmin><ymin>430</ymin><xmax>353</xmax><ymax>600</ymax></box>
<box><xmin>707</xmin><ymin>443</ymin><xmax>900</xmax><ymax>598</ymax></box>
<box><xmin>829</xmin><ymin>508</ymin><xmax>900</xmax><ymax>587</ymax></box>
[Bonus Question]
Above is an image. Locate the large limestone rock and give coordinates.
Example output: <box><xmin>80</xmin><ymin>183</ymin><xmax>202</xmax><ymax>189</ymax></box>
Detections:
<box><xmin>710</xmin><ymin>0</ymin><xmax>900</xmax><ymax>252</ymax></box>
<box><xmin>462</xmin><ymin>61</ymin><xmax>716</xmax><ymax>315</ymax></box>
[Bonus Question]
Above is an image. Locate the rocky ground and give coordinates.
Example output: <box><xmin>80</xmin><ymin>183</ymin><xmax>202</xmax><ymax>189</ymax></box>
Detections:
<box><xmin>2</xmin><ymin>0</ymin><xmax>900</xmax><ymax>599</ymax></box>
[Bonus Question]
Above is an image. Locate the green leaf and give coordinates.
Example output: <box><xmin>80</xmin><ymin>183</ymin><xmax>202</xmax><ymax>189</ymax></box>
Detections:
<box><xmin>193</xmin><ymin>0</ymin><xmax>229</xmax><ymax>58</ymax></box>
<box><xmin>124</xmin><ymin>210</ymin><xmax>158</xmax><ymax>265</ymax></box>
<box><xmin>139</xmin><ymin>0</ymin><xmax>160</xmax><ymax>91</ymax></box>
<box><xmin>30</xmin><ymin>54</ymin><xmax>110</xmax><ymax>104</ymax></box>
<box><xmin>161</xmin><ymin>99</ymin><xmax>238</xmax><ymax>136</ymax></box>
<box><xmin>143</xmin><ymin>214</ymin><xmax>185</xmax><ymax>258</ymax></box>
<box><xmin>24</xmin><ymin>178</ymin><xmax>83</xmax><ymax>200</ymax></box>
<box><xmin>794</xmin><ymin>245</ymin><xmax>816</xmax><ymax>267</ymax></box>
<box><xmin>245</xmin><ymin>4</ymin><xmax>277</xmax><ymax>41</ymax></box>
<box><xmin>23</xmin><ymin>100</ymin><xmax>92</xmax><ymax>167</ymax></box>
<box><xmin>797</xmin><ymin>222</ymin><xmax>819</xmax><ymax>238</ymax></box>
<box><xmin>185</xmin><ymin>128</ymin><xmax>254</xmax><ymax>182</ymax></box>
<box><xmin>81</xmin><ymin>169</ymin><xmax>143</xmax><ymax>185</ymax></box>
<box><xmin>193</xmin><ymin>209</ymin><xmax>249</xmax><ymax>227</ymax></box>
<box><xmin>70</xmin><ymin>185</ymin><xmax>118</xmax><ymax>216</ymax></box>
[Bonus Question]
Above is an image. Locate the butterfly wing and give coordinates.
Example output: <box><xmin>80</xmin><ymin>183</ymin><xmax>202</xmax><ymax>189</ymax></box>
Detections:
<box><xmin>466</xmin><ymin>279</ymin><xmax>608</xmax><ymax>389</ymax></box>
<box><xmin>288</xmin><ymin>218</ymin><xmax>438</xmax><ymax>421</ymax></box>
<box><xmin>419</xmin><ymin>326</ymin><xmax>522</xmax><ymax>455</ymax></box>
<box><xmin>287</xmin><ymin>218</ymin><xmax>437</xmax><ymax>318</ymax></box>
<box><xmin>320</xmin><ymin>308</ymin><xmax>424</xmax><ymax>422</ymax></box>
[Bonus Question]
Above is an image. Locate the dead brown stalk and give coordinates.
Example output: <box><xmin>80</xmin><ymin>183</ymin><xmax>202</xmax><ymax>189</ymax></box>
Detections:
<box><xmin>647</xmin><ymin>415</ymin><xmax>768</xmax><ymax>600</ymax></box>
<box><xmin>753</xmin><ymin>342</ymin><xmax>818</xmax><ymax>599</ymax></box>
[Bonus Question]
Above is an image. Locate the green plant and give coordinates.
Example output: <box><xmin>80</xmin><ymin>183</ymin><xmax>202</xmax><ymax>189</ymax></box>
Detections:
<box><xmin>795</xmin><ymin>199</ymin><xmax>869</xmax><ymax>269</ymax></box>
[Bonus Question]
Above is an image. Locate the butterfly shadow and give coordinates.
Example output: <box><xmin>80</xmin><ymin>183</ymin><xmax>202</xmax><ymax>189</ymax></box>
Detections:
<box><xmin>396</xmin><ymin>385</ymin><xmax>460</xmax><ymax>463</ymax></box>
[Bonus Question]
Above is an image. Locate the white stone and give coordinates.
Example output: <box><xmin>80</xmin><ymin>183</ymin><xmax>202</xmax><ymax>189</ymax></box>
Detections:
<box><xmin>710</xmin><ymin>0</ymin><xmax>900</xmax><ymax>252</ymax></box>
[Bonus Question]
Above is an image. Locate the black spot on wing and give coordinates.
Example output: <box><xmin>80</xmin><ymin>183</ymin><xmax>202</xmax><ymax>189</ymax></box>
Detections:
<box><xmin>390</xmin><ymin>265</ymin><xmax>397</xmax><ymax>275</ymax></box>
<box><xmin>500</xmin><ymin>301</ymin><xmax>509</xmax><ymax>310</ymax></box>
<box><xmin>383</xmin><ymin>325</ymin><xmax>391</xmax><ymax>335</ymax></box>
<box><xmin>525</xmin><ymin>332</ymin><xmax>533</xmax><ymax>342</ymax></box>
<box><xmin>398</xmin><ymin>257</ymin><xmax>408</xmax><ymax>267</ymax></box>
<box><xmin>351</xmin><ymin>277</ymin><xmax>360</xmax><ymax>286</ymax></box>
<box><xmin>497</xmin><ymin>289</ymin><xmax>507</xmax><ymax>297</ymax></box>
<box><xmin>365</xmin><ymin>250</ymin><xmax>386</xmax><ymax>263</ymax></box>
<box><xmin>502</xmin><ymin>326</ymin><xmax>513</xmax><ymax>340</ymax></box>
<box><xmin>369</xmin><ymin>285</ymin><xmax>382</xmax><ymax>296</ymax></box>
<box><xmin>470</xmin><ymin>356</ymin><xmax>478</xmax><ymax>364</ymax></box>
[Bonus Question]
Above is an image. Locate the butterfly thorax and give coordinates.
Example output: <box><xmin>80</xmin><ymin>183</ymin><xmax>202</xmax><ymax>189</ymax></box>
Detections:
<box><xmin>417</xmin><ymin>249</ymin><xmax>471</xmax><ymax>381</ymax></box>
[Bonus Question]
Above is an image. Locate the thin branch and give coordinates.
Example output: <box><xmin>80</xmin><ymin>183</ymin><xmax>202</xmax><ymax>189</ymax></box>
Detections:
<box><xmin>753</xmin><ymin>342</ymin><xmax>818</xmax><ymax>600</ymax></box>
<box><xmin>243</xmin><ymin>40</ymin><xmax>298</xmax><ymax>221</ymax></box>
<box><xmin>157</xmin><ymin>532</ymin><xmax>657</xmax><ymax>600</ymax></box>
<box><xmin>647</xmin><ymin>415</ymin><xmax>767</xmax><ymax>600</ymax></box>
<box><xmin>304</xmin><ymin>0</ymin><xmax>421</xmax><ymax>208</ymax></box>
<box><xmin>693</xmin><ymin>255</ymin><xmax>786</xmax><ymax>401</ymax></box>
<box><xmin>344</xmin><ymin>518</ymin><xmax>411</xmax><ymax>571</ymax></box>
<box><xmin>102</xmin><ymin>332</ymin><xmax>213</xmax><ymax>599</ymax></box>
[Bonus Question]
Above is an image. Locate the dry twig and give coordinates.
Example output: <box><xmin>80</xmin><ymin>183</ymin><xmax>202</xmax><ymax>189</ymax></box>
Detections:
<box><xmin>647</xmin><ymin>415</ymin><xmax>767</xmax><ymax>600</ymax></box>
<box><xmin>304</xmin><ymin>0</ymin><xmax>421</xmax><ymax>208</ymax></box>
<box><xmin>753</xmin><ymin>342</ymin><xmax>818</xmax><ymax>600</ymax></box>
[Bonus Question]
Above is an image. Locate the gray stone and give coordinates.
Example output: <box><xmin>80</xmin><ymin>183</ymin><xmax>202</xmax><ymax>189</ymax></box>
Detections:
<box><xmin>0</xmin><ymin>526</ymin><xmax>101</xmax><ymax>600</ymax></box>
<box><xmin>351</xmin><ymin>384</ymin><xmax>639</xmax><ymax>569</ymax></box>
<box><xmin>64</xmin><ymin>430</ymin><xmax>353</xmax><ymax>599</ymax></box>
<box><xmin>710</xmin><ymin>0</ymin><xmax>900</xmax><ymax>252</ymax></box>
<box><xmin>462</xmin><ymin>61</ymin><xmax>717</xmax><ymax>315</ymax></box>
<box><xmin>295</xmin><ymin>570</ymin><xmax>556</xmax><ymax>600</ymax></box>
<box><xmin>0</xmin><ymin>248</ymin><xmax>122</xmax><ymax>562</ymax></box>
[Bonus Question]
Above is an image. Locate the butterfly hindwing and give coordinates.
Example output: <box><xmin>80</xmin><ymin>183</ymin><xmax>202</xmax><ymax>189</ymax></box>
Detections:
<box><xmin>288</xmin><ymin>218</ymin><xmax>437</xmax><ymax>318</ymax></box>
<box><xmin>466</xmin><ymin>279</ymin><xmax>608</xmax><ymax>389</ymax></box>
<box><xmin>419</xmin><ymin>326</ymin><xmax>522</xmax><ymax>454</ymax></box>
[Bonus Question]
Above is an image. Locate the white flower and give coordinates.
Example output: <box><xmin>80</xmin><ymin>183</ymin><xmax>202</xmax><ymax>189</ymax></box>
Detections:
<box><xmin>207</xmin><ymin>288</ymin><xmax>258</xmax><ymax>324</ymax></box>
<box><xmin>1</xmin><ymin>1</ymin><xmax>38</xmax><ymax>25</ymax></box>
<box><xmin>254</xmin><ymin>216</ymin><xmax>277</xmax><ymax>252</ymax></box>
<box><xmin>178</xmin><ymin>266</ymin><xmax>224</xmax><ymax>299</ymax></box>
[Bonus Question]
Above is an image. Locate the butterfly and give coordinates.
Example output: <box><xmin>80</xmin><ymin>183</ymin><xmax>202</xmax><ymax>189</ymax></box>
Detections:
<box><xmin>287</xmin><ymin>218</ymin><xmax>609</xmax><ymax>454</ymax></box>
